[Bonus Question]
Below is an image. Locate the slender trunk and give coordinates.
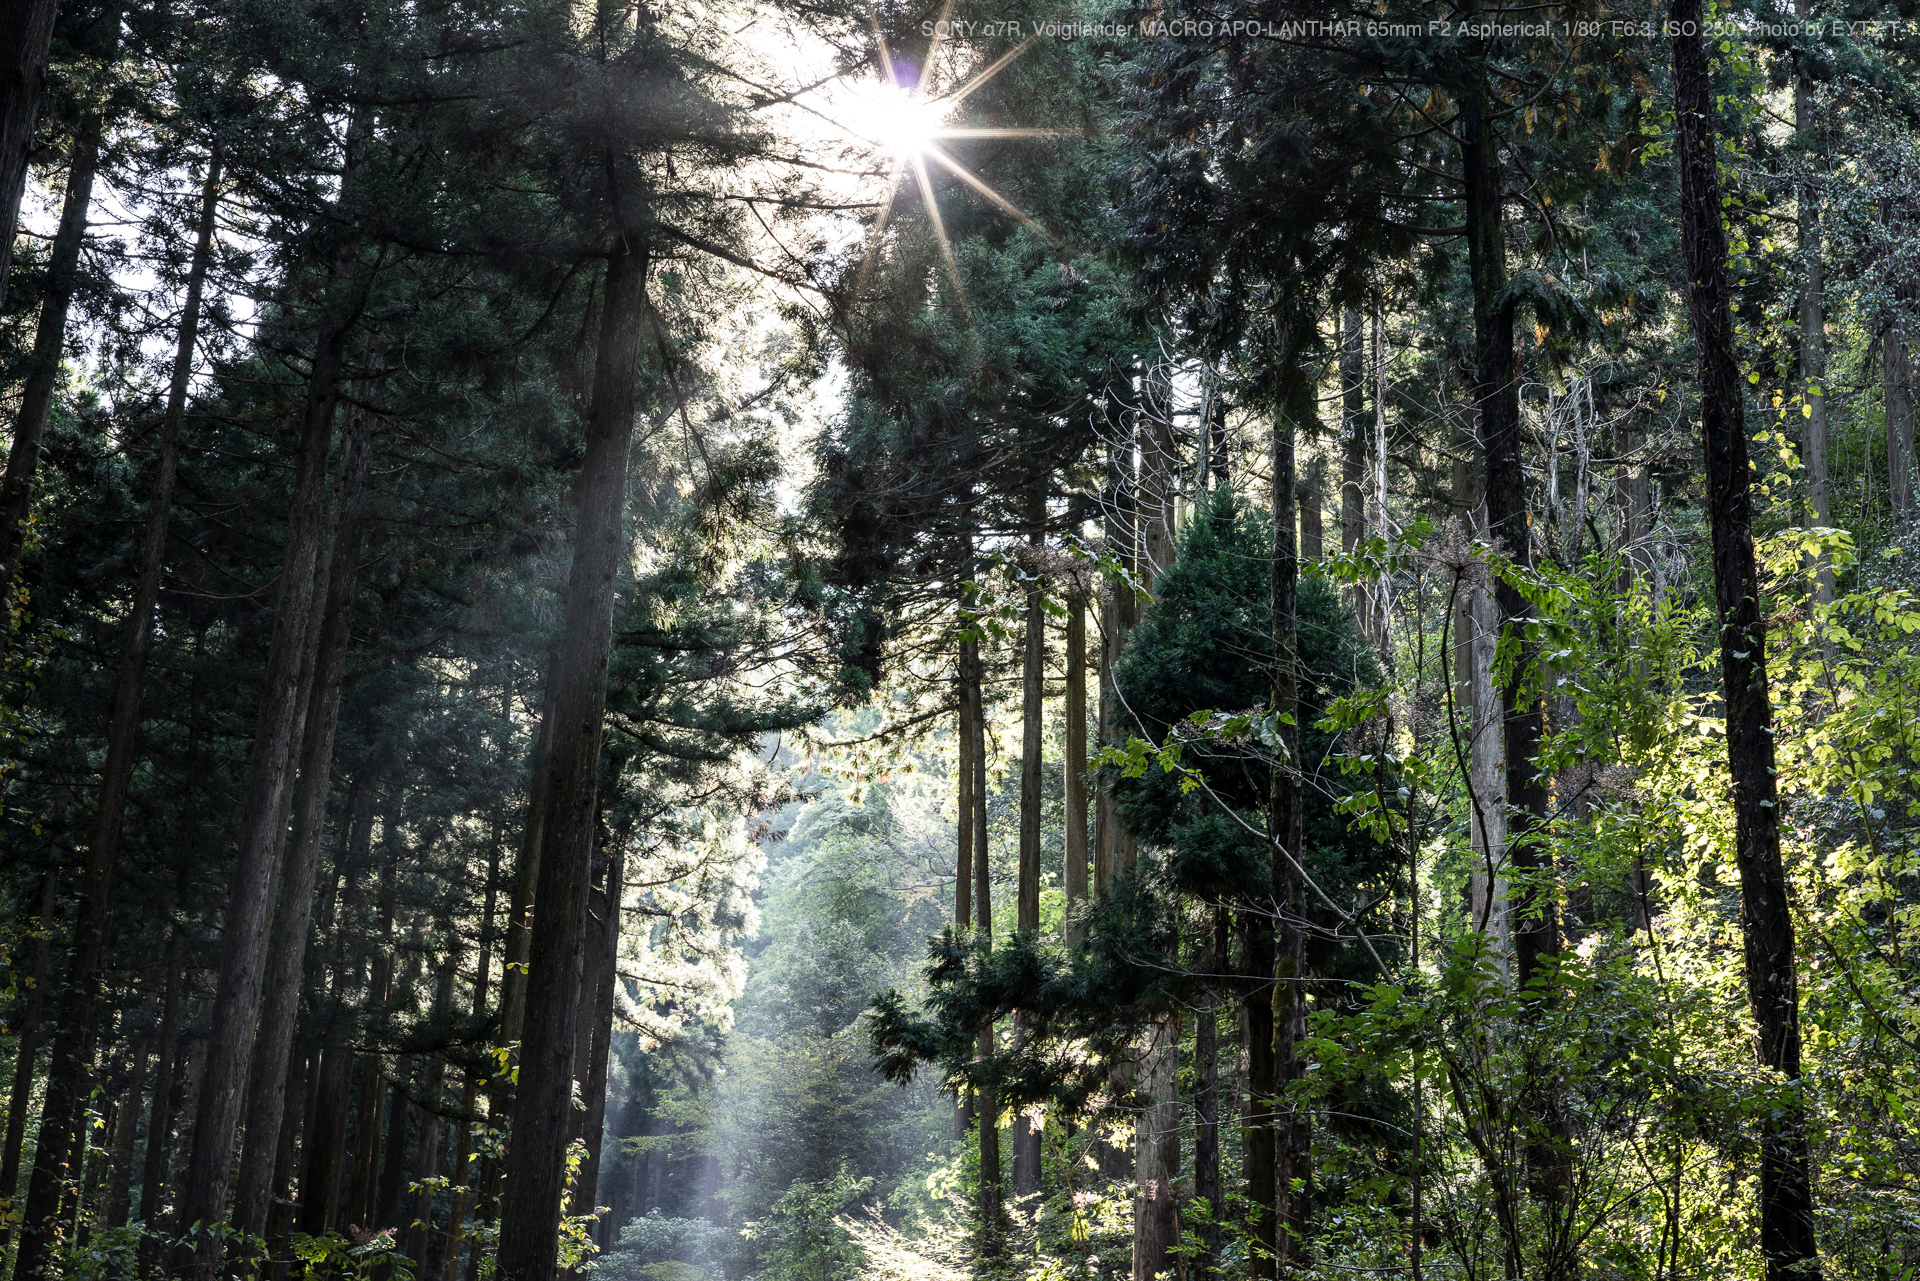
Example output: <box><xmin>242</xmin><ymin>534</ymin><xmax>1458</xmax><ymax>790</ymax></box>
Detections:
<box><xmin>1140</xmin><ymin>369</ymin><xmax>1177</xmax><ymax>577</ymax></box>
<box><xmin>1791</xmin><ymin>5</ymin><xmax>1833</xmax><ymax>600</ymax></box>
<box><xmin>496</xmin><ymin>228</ymin><xmax>650</xmax><ymax>1281</ymax></box>
<box><xmin>407</xmin><ymin>951</ymin><xmax>459</xmax><ymax>1267</ymax></box>
<box><xmin>235</xmin><ymin>419</ymin><xmax>375</xmax><ymax>1251</ymax></box>
<box><xmin>571</xmin><ymin>841</ymin><xmax>624</xmax><ymax>1227</ymax></box>
<box><xmin>1340</xmin><ymin>307</ymin><xmax>1367</xmax><ymax>596</ymax></box>
<box><xmin>1131</xmin><ymin>1011</ymin><xmax>1180</xmax><ymax>1281</ymax></box>
<box><xmin>166</xmin><ymin>1030</ymin><xmax>208</xmax><ymax>1226</ymax></box>
<box><xmin>1063</xmin><ymin>593</ymin><xmax>1088</xmax><ymax>946</ymax></box>
<box><xmin>968</xmin><ymin>629</ymin><xmax>1002</xmax><ymax>1242</ymax></box>
<box><xmin>1271</xmin><ymin>390</ymin><xmax>1309</xmax><ymax>1267</ymax></box>
<box><xmin>1884</xmin><ymin>272</ymin><xmax>1916</xmax><ymax>516</ymax></box>
<box><xmin>375</xmin><ymin>1068</ymin><xmax>413</xmax><ymax>1233</ymax></box>
<box><xmin>1299</xmin><ymin>459</ymin><xmax>1323</xmax><ymax>562</ymax></box>
<box><xmin>1095</xmin><ymin>419</ymin><xmax>1137</xmax><ymax>891</ymax></box>
<box><xmin>442</xmin><ymin>816</ymin><xmax>504</xmax><ymax>1281</ymax></box>
<box><xmin>349</xmin><ymin>836</ymin><xmax>401</xmax><ymax>1230</ymax></box>
<box><xmin>0</xmin><ymin>873</ymin><xmax>56</xmax><ymax>1230</ymax></box>
<box><xmin>1671</xmin><ymin>10</ymin><xmax>1820</xmax><ymax>1275</ymax></box>
<box><xmin>105</xmin><ymin>1045</ymin><xmax>146</xmax><ymax>1228</ymax></box>
<box><xmin>180</xmin><ymin>215</ymin><xmax>366</xmax><ymax>1281</ymax></box>
<box><xmin>137</xmin><ymin>926</ymin><xmax>182</xmax><ymax>1242</ymax></box>
<box><xmin>265</xmin><ymin>1045</ymin><xmax>309</xmax><ymax>1273</ymax></box>
<box><xmin>0</xmin><ymin>0</ymin><xmax>58</xmax><ymax>309</ymax></box>
<box><xmin>297</xmin><ymin>800</ymin><xmax>374</xmax><ymax>1237</ymax></box>
<box><xmin>1456</xmin><ymin>419</ymin><xmax>1510</xmax><ymax>962</ymax></box>
<box><xmin>956</xmin><ymin>647</ymin><xmax>974</xmax><ymax>933</ymax></box>
<box><xmin>1193</xmin><ymin>908</ymin><xmax>1226</xmax><ymax>1280</ymax></box>
<box><xmin>0</xmin><ymin>109</ymin><xmax>103</xmax><ymax>612</ymax></box>
<box><xmin>13</xmin><ymin>154</ymin><xmax>223</xmax><ymax>1281</ymax></box>
<box><xmin>1012</xmin><ymin>481</ymin><xmax>1045</xmax><ymax>1196</ymax></box>
<box><xmin>1460</xmin><ymin>50</ymin><xmax>1555</xmax><ymax>993</ymax></box>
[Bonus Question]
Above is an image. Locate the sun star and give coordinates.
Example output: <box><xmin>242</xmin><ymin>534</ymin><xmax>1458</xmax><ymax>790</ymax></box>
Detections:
<box><xmin>834</xmin><ymin>4</ymin><xmax>1066</xmax><ymax>318</ymax></box>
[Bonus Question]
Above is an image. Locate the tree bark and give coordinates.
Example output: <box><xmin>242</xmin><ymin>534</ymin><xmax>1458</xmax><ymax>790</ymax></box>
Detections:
<box><xmin>1012</xmin><ymin>480</ymin><xmax>1045</xmax><ymax>1196</ymax></box>
<box><xmin>136</xmin><ymin>926</ymin><xmax>182</xmax><ymax>1238</ymax></box>
<box><xmin>495</xmin><ymin>228</ymin><xmax>650</xmax><ymax>1281</ymax></box>
<box><xmin>1</xmin><ymin>873</ymin><xmax>57</xmax><ymax>1233</ymax></box>
<box><xmin>406</xmin><ymin>950</ymin><xmax>459</xmax><ymax>1267</ymax></box>
<box><xmin>375</xmin><ymin>1067</ymin><xmax>414</xmax><ymax>1230</ymax></box>
<box><xmin>1271</xmin><ymin>389</ymin><xmax>1309</xmax><ymax>1267</ymax></box>
<box><xmin>1063</xmin><ymin>593</ymin><xmax>1088</xmax><ymax>946</ymax></box>
<box><xmin>1131</xmin><ymin>1011</ymin><xmax>1180</xmax><ymax>1281</ymax></box>
<box><xmin>235</xmin><ymin>418</ymin><xmax>375</xmax><ymax>1251</ymax></box>
<box><xmin>179</xmin><ymin>208</ymin><xmax>366</xmax><ymax>1281</ymax></box>
<box><xmin>1095</xmin><ymin>420</ymin><xmax>1137</xmax><ymax>892</ymax></box>
<box><xmin>1193</xmin><ymin>908</ymin><xmax>1226</xmax><ymax>1280</ymax></box>
<box><xmin>441</xmin><ymin>813</ymin><xmax>504</xmax><ymax>1281</ymax></box>
<box><xmin>12</xmin><ymin>150</ymin><xmax>219</xmax><ymax>1281</ymax></box>
<box><xmin>1791</xmin><ymin>1</ymin><xmax>1833</xmax><ymax>601</ymax></box>
<box><xmin>1670</xmin><ymin>8</ymin><xmax>1821</xmax><ymax>1275</ymax></box>
<box><xmin>570</xmin><ymin>841</ymin><xmax>624</xmax><ymax>1231</ymax></box>
<box><xmin>1461</xmin><ymin>67</ymin><xmax>1556</xmax><ymax>997</ymax></box>
<box><xmin>297</xmin><ymin>800</ymin><xmax>374</xmax><ymax>1237</ymax></box>
<box><xmin>0</xmin><ymin>0</ymin><xmax>58</xmax><ymax>310</ymax></box>
<box><xmin>967</xmin><ymin>628</ymin><xmax>1002</xmax><ymax>1242</ymax></box>
<box><xmin>0</xmin><ymin>108</ymin><xmax>103</xmax><ymax>616</ymax></box>
<box><xmin>105</xmin><ymin>1043</ymin><xmax>146</xmax><ymax>1228</ymax></box>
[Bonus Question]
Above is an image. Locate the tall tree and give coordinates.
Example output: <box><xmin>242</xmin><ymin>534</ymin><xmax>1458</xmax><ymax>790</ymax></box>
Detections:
<box><xmin>1671</xmin><ymin>3</ymin><xmax>1820</xmax><ymax>1274</ymax></box>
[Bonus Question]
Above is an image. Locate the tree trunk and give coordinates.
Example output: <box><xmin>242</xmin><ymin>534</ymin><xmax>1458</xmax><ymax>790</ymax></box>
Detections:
<box><xmin>349</xmin><ymin>836</ymin><xmax>401</xmax><ymax>1230</ymax></box>
<box><xmin>1299</xmin><ymin>459</ymin><xmax>1323</xmax><ymax>562</ymax></box>
<box><xmin>495</xmin><ymin>227</ymin><xmax>650</xmax><ymax>1281</ymax></box>
<box><xmin>105</xmin><ymin>1043</ymin><xmax>146</xmax><ymax>1228</ymax></box>
<box><xmin>1454</xmin><ymin>423</ymin><xmax>1510</xmax><ymax>962</ymax></box>
<box><xmin>0</xmin><ymin>0</ymin><xmax>58</xmax><ymax>310</ymax></box>
<box><xmin>0</xmin><ymin>108</ymin><xmax>103</xmax><ymax>616</ymax></box>
<box><xmin>570</xmin><ymin>841</ymin><xmax>624</xmax><ymax>1232</ymax></box>
<box><xmin>1460</xmin><ymin>51</ymin><xmax>1555</xmax><ymax>995</ymax></box>
<box><xmin>235</xmin><ymin>419</ymin><xmax>375</xmax><ymax>1251</ymax></box>
<box><xmin>297</xmin><ymin>801</ymin><xmax>374</xmax><ymax>1237</ymax></box>
<box><xmin>0</xmin><ymin>872</ymin><xmax>55</xmax><ymax>1235</ymax></box>
<box><xmin>1885</xmin><ymin>295</ymin><xmax>1915</xmax><ymax>516</ymax></box>
<box><xmin>441</xmin><ymin>814</ymin><xmax>504</xmax><ymax>1281</ymax></box>
<box><xmin>12</xmin><ymin>151</ymin><xmax>222</xmax><ymax>1281</ymax></box>
<box><xmin>967</xmin><ymin>629</ymin><xmax>1002</xmax><ymax>1242</ymax></box>
<box><xmin>407</xmin><ymin>951</ymin><xmax>459</xmax><ymax>1267</ymax></box>
<box><xmin>956</xmin><ymin>649</ymin><xmax>974</xmax><ymax>933</ymax></box>
<box><xmin>137</xmin><ymin>926</ymin><xmax>183</xmax><ymax>1239</ymax></box>
<box><xmin>1012</xmin><ymin>481</ymin><xmax>1045</xmax><ymax>1196</ymax></box>
<box><xmin>376</xmin><ymin>1067</ymin><xmax>414</xmax><ymax>1231</ymax></box>
<box><xmin>179</xmin><ymin>218</ymin><xmax>365</xmax><ymax>1281</ymax></box>
<box><xmin>1095</xmin><ymin>420</ymin><xmax>1138</xmax><ymax>892</ymax></box>
<box><xmin>1193</xmin><ymin>908</ymin><xmax>1226</xmax><ymax>1280</ymax></box>
<box><xmin>1271</xmin><ymin>390</ymin><xmax>1309</xmax><ymax>1267</ymax></box>
<box><xmin>1670</xmin><ymin>8</ymin><xmax>1821</xmax><ymax>1275</ymax></box>
<box><xmin>1063</xmin><ymin>593</ymin><xmax>1088</xmax><ymax>946</ymax></box>
<box><xmin>1791</xmin><ymin>4</ymin><xmax>1833</xmax><ymax>601</ymax></box>
<box><xmin>1131</xmin><ymin>1011</ymin><xmax>1180</xmax><ymax>1281</ymax></box>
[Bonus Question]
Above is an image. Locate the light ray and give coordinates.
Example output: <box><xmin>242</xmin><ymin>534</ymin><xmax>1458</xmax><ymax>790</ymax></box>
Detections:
<box><xmin>922</xmin><ymin>143</ymin><xmax>1059</xmax><ymax>247</ymax></box>
<box><xmin>910</xmin><ymin>151</ymin><xmax>972</xmax><ymax>321</ymax></box>
<box><xmin>940</xmin><ymin>29</ymin><xmax>1048</xmax><ymax>109</ymax></box>
<box><xmin>920</xmin><ymin>0</ymin><xmax>955</xmax><ymax>96</ymax></box>
<box><xmin>850</xmin><ymin>154</ymin><xmax>907</xmax><ymax>304</ymax></box>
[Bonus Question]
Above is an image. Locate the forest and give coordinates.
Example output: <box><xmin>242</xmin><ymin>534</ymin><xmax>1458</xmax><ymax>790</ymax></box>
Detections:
<box><xmin>0</xmin><ymin>0</ymin><xmax>1916</xmax><ymax>1277</ymax></box>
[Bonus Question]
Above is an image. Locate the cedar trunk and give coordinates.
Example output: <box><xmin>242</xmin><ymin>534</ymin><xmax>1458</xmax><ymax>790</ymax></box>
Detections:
<box><xmin>1271</xmin><ymin>391</ymin><xmax>1308</xmax><ymax>1266</ymax></box>
<box><xmin>0</xmin><ymin>0</ymin><xmax>58</xmax><ymax>309</ymax></box>
<box><xmin>0</xmin><ymin>109</ymin><xmax>103</xmax><ymax>611</ymax></box>
<box><xmin>1063</xmin><ymin>594</ymin><xmax>1088</xmax><ymax>946</ymax></box>
<box><xmin>495</xmin><ymin>231</ymin><xmax>650</xmax><ymax>1281</ymax></box>
<box><xmin>235</xmin><ymin>420</ymin><xmax>375</xmax><ymax>1246</ymax></box>
<box><xmin>1670</xmin><ymin>7</ymin><xmax>1821</xmax><ymax>1275</ymax></box>
<box><xmin>1012</xmin><ymin>482</ymin><xmax>1045</xmax><ymax>1195</ymax></box>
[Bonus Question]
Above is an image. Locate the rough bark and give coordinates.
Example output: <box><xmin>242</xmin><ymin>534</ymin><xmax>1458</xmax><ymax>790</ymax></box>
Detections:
<box><xmin>441</xmin><ymin>815</ymin><xmax>503</xmax><ymax>1281</ymax></box>
<box><xmin>179</xmin><ymin>227</ymin><xmax>365</xmax><ymax>1281</ymax></box>
<box><xmin>1131</xmin><ymin>1012</ymin><xmax>1180</xmax><ymax>1281</ymax></box>
<box><xmin>1095</xmin><ymin>421</ymin><xmax>1137</xmax><ymax>892</ymax></box>
<box><xmin>1012</xmin><ymin>482</ymin><xmax>1046</xmax><ymax>1196</ymax></box>
<box><xmin>1460</xmin><ymin>56</ymin><xmax>1554</xmax><ymax>990</ymax></box>
<box><xmin>297</xmin><ymin>804</ymin><xmax>374</xmax><ymax>1237</ymax></box>
<box><xmin>1791</xmin><ymin>2</ymin><xmax>1833</xmax><ymax>601</ymax></box>
<box><xmin>571</xmin><ymin>841</ymin><xmax>624</xmax><ymax>1229</ymax></box>
<box><xmin>1193</xmin><ymin>908</ymin><xmax>1227</xmax><ymax>1280</ymax></box>
<box><xmin>235</xmin><ymin>419</ymin><xmax>375</xmax><ymax>1250</ymax></box>
<box><xmin>0</xmin><ymin>108</ymin><xmax>103</xmax><ymax>614</ymax></box>
<box><xmin>105</xmin><ymin>1045</ymin><xmax>145</xmax><ymax>1228</ymax></box>
<box><xmin>1063</xmin><ymin>593</ymin><xmax>1088</xmax><ymax>946</ymax></box>
<box><xmin>495</xmin><ymin>229</ymin><xmax>650</xmax><ymax>1281</ymax></box>
<box><xmin>0</xmin><ymin>0</ymin><xmax>59</xmax><ymax>310</ymax></box>
<box><xmin>1671</xmin><ymin>8</ymin><xmax>1821</xmax><ymax>1274</ymax></box>
<box><xmin>1455</xmin><ymin>425</ymin><xmax>1510</xmax><ymax>962</ymax></box>
<box><xmin>13</xmin><ymin>150</ymin><xmax>221</xmax><ymax>1281</ymax></box>
<box><xmin>136</xmin><ymin>926</ymin><xmax>182</xmax><ymax>1235</ymax></box>
<box><xmin>406</xmin><ymin>951</ymin><xmax>459</xmax><ymax>1267</ymax></box>
<box><xmin>1271</xmin><ymin>392</ymin><xmax>1309</xmax><ymax>1266</ymax></box>
<box><xmin>967</xmin><ymin>629</ymin><xmax>1002</xmax><ymax>1241</ymax></box>
<box><xmin>375</xmin><ymin>1067</ymin><xmax>414</xmax><ymax>1230</ymax></box>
